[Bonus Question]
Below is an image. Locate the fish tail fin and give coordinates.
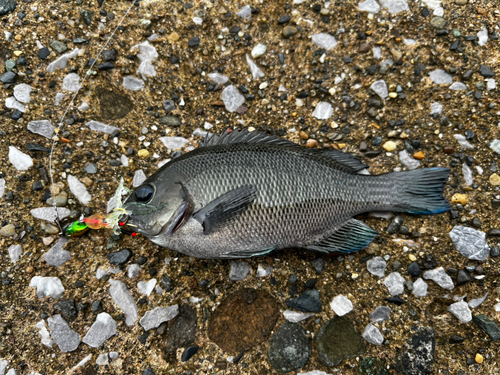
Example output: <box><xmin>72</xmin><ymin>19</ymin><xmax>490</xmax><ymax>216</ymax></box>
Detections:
<box><xmin>389</xmin><ymin>167</ymin><xmax>451</xmax><ymax>214</ymax></box>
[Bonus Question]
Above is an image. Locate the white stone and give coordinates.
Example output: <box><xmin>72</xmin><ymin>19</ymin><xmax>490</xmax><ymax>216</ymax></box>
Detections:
<box><xmin>109</xmin><ymin>279</ymin><xmax>138</xmax><ymax>326</ymax></box>
<box><xmin>422</xmin><ymin>0</ymin><xmax>441</xmax><ymax>10</ymax></box>
<box><xmin>13</xmin><ymin>84</ymin><xmax>32</xmax><ymax>103</ymax></box>
<box><xmin>486</xmin><ymin>79</ymin><xmax>496</xmax><ymax>90</ymax></box>
<box><xmin>133</xmin><ymin>40</ymin><xmax>158</xmax><ymax>62</ymax></box>
<box><xmin>30</xmin><ymin>276</ymin><xmax>65</xmax><ymax>298</ymax></box>
<box><xmin>370</xmin><ymin>80</ymin><xmax>388</xmax><ymax>99</ymax></box>
<box><xmin>62</xmin><ymin>73</ymin><xmax>82</xmax><ymax>92</ymax></box>
<box><xmin>399</xmin><ymin>150</ymin><xmax>421</xmax><ymax>170</ymax></box>
<box><xmin>27</xmin><ymin>120</ymin><xmax>55</xmax><ymax>139</ymax></box>
<box><xmin>47</xmin><ymin>48</ymin><xmax>80</xmax><ymax>73</ymax></box>
<box><xmin>67</xmin><ymin>175</ymin><xmax>91</xmax><ymax>205</ymax></box>
<box><xmin>448</xmin><ymin>301</ymin><xmax>472</xmax><ymax>323</ymax></box>
<box><xmin>403</xmin><ymin>38</ymin><xmax>416</xmax><ymax>45</ymax></box>
<box><xmin>246</xmin><ymin>54</ymin><xmax>265</xmax><ymax>79</ymax></box>
<box><xmin>208</xmin><ymin>72</ymin><xmax>229</xmax><ymax>84</ymax></box>
<box><xmin>43</xmin><ymin>237</ymin><xmax>71</xmax><ymax>267</ymax></box>
<box><xmin>311</xmin><ymin>33</ymin><xmax>337</xmax><ymax>51</ymax></box>
<box><xmin>31</xmin><ymin>207</ymin><xmax>70</xmax><ymax>222</ymax></box>
<box><xmin>221</xmin><ymin>85</ymin><xmax>245</xmax><ymax>112</ymax></box>
<box><xmin>312</xmin><ymin>102</ymin><xmax>333</xmax><ymax>120</ymax></box>
<box><xmin>362</xmin><ymin>323</ymin><xmax>384</xmax><ymax>345</ymax></box>
<box><xmin>78</xmin><ymin>102</ymin><xmax>90</xmax><ymax>111</ymax></box>
<box><xmin>236</xmin><ymin>5</ymin><xmax>252</xmax><ymax>19</ymax></box>
<box><xmin>139</xmin><ymin>305</ymin><xmax>179</xmax><ymax>331</ymax></box>
<box><xmin>55</xmin><ymin>93</ymin><xmax>66</xmax><ymax>106</ymax></box>
<box><xmin>36</xmin><ymin>320</ymin><xmax>54</xmax><ymax>347</ymax></box>
<box><xmin>298</xmin><ymin>372</ymin><xmax>333</xmax><ymax>375</ymax></box>
<box><xmin>109</xmin><ymin>352</ymin><xmax>119</xmax><ymax>359</ymax></box>
<box><xmin>494</xmin><ymin>303</ymin><xmax>500</xmax><ymax>312</ymax></box>
<box><xmin>0</xmin><ymin>361</ymin><xmax>6</xmax><ymax>375</ymax></box>
<box><xmin>47</xmin><ymin>314</ymin><xmax>80</xmax><ymax>352</ymax></box>
<box><xmin>123</xmin><ymin>76</ymin><xmax>145</xmax><ymax>90</ymax></box>
<box><xmin>430</xmin><ymin>102</ymin><xmax>443</xmax><ymax>115</ymax></box>
<box><xmin>8</xmin><ymin>244</ymin><xmax>22</xmax><ymax>264</ymax></box>
<box><xmin>96</xmin><ymin>267</ymin><xmax>109</xmax><ymax>280</ymax></box>
<box><xmin>4</xmin><ymin>31</ymin><xmax>11</xmax><ymax>41</ymax></box>
<box><xmin>449</xmin><ymin>82</ymin><xmax>467</xmax><ymax>90</ymax></box>
<box><xmin>193</xmin><ymin>16</ymin><xmax>203</xmax><ymax>25</ymax></box>
<box><xmin>204</xmin><ymin>122</ymin><xmax>213</xmax><ymax>130</ymax></box>
<box><xmin>96</xmin><ymin>354</ymin><xmax>109</xmax><ymax>366</ymax></box>
<box><xmin>429</xmin><ymin>69</ymin><xmax>453</xmax><ymax>84</ymax></box>
<box><xmin>449</xmin><ymin>226</ymin><xmax>489</xmax><ymax>261</ymax></box>
<box><xmin>127</xmin><ymin>264</ymin><xmax>140</xmax><ymax>279</ymax></box>
<box><xmin>373</xmin><ymin>46</ymin><xmax>381</xmax><ymax>59</ymax></box>
<box><xmin>412</xmin><ymin>278</ymin><xmax>428</xmax><ymax>297</ymax></box>
<box><xmin>454</xmin><ymin>134</ymin><xmax>474</xmax><ymax>149</ymax></box>
<box><xmin>433</xmin><ymin>7</ymin><xmax>444</xmax><ymax>16</ymax></box>
<box><xmin>229</xmin><ymin>261</ymin><xmax>250</xmax><ymax>281</ymax></box>
<box><xmin>477</xmin><ymin>26</ymin><xmax>488</xmax><ymax>46</ymax></box>
<box><xmin>82</xmin><ymin>313</ymin><xmax>117</xmax><ymax>348</ymax></box>
<box><xmin>0</xmin><ymin>178</ymin><xmax>4</xmax><ymax>200</ymax></box>
<box><xmin>384</xmin><ymin>272</ymin><xmax>405</xmax><ymax>295</ymax></box>
<box><xmin>257</xmin><ymin>265</ymin><xmax>273</xmax><ymax>277</ymax></box>
<box><xmin>133</xmin><ymin>170</ymin><xmax>147</xmax><ymax>187</ymax></box>
<box><xmin>251</xmin><ymin>43</ymin><xmax>267</xmax><ymax>58</ymax></box>
<box><xmin>379</xmin><ymin>0</ymin><xmax>409</xmax><ymax>14</ymax></box>
<box><xmin>423</xmin><ymin>267</ymin><xmax>454</xmax><ymax>290</ymax></box>
<box><xmin>5</xmin><ymin>97</ymin><xmax>25</xmax><ymax>112</ymax></box>
<box><xmin>330</xmin><ymin>295</ymin><xmax>353</xmax><ymax>316</ymax></box>
<box><xmin>489</xmin><ymin>139</ymin><xmax>500</xmax><ymax>154</ymax></box>
<box><xmin>370</xmin><ymin>306</ymin><xmax>391</xmax><ymax>323</ymax></box>
<box><xmin>462</xmin><ymin>162</ymin><xmax>473</xmax><ymax>186</ymax></box>
<box><xmin>138</xmin><ymin>60</ymin><xmax>156</xmax><ymax>80</ymax></box>
<box><xmin>160</xmin><ymin>136</ymin><xmax>190</xmax><ymax>150</ymax></box>
<box><xmin>85</xmin><ymin>120</ymin><xmax>119</xmax><ymax>134</ymax></box>
<box><xmin>192</xmin><ymin>128</ymin><xmax>207</xmax><ymax>137</ymax></box>
<box><xmin>283</xmin><ymin>309</ymin><xmax>315</xmax><ymax>323</ymax></box>
<box><xmin>9</xmin><ymin>146</ymin><xmax>32</xmax><ymax>170</ymax></box>
<box><xmin>358</xmin><ymin>0</ymin><xmax>380</xmax><ymax>13</ymax></box>
<box><xmin>469</xmin><ymin>293</ymin><xmax>488</xmax><ymax>308</ymax></box>
<box><xmin>367</xmin><ymin>256</ymin><xmax>387</xmax><ymax>278</ymax></box>
<box><xmin>189</xmin><ymin>296</ymin><xmax>204</xmax><ymax>304</ymax></box>
<box><xmin>138</xmin><ymin>279</ymin><xmax>157</xmax><ymax>296</ymax></box>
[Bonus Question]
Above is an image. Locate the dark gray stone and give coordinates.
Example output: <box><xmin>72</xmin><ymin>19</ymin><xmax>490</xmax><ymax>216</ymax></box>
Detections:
<box><xmin>1</xmin><ymin>71</ymin><xmax>17</xmax><ymax>84</ymax></box>
<box><xmin>103</xmin><ymin>49</ymin><xmax>116</xmax><ymax>61</ymax></box>
<box><xmin>161</xmin><ymin>274</ymin><xmax>173</xmax><ymax>292</ymax></box>
<box><xmin>55</xmin><ymin>299</ymin><xmax>77</xmax><ymax>321</ymax></box>
<box><xmin>162</xmin><ymin>99</ymin><xmax>175</xmax><ymax>112</ymax></box>
<box><xmin>0</xmin><ymin>0</ymin><xmax>16</xmax><ymax>16</ymax></box>
<box><xmin>50</xmin><ymin>40</ymin><xmax>68</xmax><ymax>54</ymax></box>
<box><xmin>456</xmin><ymin>269</ymin><xmax>472</xmax><ymax>286</ymax></box>
<box><xmin>107</xmin><ymin>249</ymin><xmax>132</xmax><ymax>265</ymax></box>
<box><xmin>267</xmin><ymin>321</ymin><xmax>311</xmax><ymax>373</ymax></box>
<box><xmin>407</xmin><ymin>262</ymin><xmax>421</xmax><ymax>277</ymax></box>
<box><xmin>285</xmin><ymin>289</ymin><xmax>321</xmax><ymax>312</ymax></box>
<box><xmin>386</xmin><ymin>215</ymin><xmax>404</xmax><ymax>234</ymax></box>
<box><xmin>473</xmin><ymin>314</ymin><xmax>500</xmax><ymax>341</ymax></box>
<box><xmin>311</xmin><ymin>258</ymin><xmax>325</xmax><ymax>274</ymax></box>
<box><xmin>80</xmin><ymin>10</ymin><xmax>94</xmax><ymax>26</ymax></box>
<box><xmin>396</xmin><ymin>326</ymin><xmax>435</xmax><ymax>375</ymax></box>
<box><xmin>479</xmin><ymin>65</ymin><xmax>494</xmax><ymax>78</ymax></box>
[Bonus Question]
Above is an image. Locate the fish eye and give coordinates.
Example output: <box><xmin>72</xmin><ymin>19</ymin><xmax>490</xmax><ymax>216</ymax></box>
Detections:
<box><xmin>135</xmin><ymin>185</ymin><xmax>154</xmax><ymax>202</ymax></box>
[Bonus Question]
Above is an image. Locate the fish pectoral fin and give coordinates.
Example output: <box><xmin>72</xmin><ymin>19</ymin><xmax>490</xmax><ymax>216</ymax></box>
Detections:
<box><xmin>193</xmin><ymin>185</ymin><xmax>257</xmax><ymax>235</ymax></box>
<box><xmin>306</xmin><ymin>219</ymin><xmax>378</xmax><ymax>253</ymax></box>
<box><xmin>226</xmin><ymin>246</ymin><xmax>276</xmax><ymax>258</ymax></box>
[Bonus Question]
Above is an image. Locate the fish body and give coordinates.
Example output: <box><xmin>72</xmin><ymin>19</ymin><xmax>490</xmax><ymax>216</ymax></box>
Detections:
<box><xmin>122</xmin><ymin>130</ymin><xmax>450</xmax><ymax>259</ymax></box>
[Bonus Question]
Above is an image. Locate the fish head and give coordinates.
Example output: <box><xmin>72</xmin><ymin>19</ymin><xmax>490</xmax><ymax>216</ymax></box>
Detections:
<box><xmin>121</xmin><ymin>179</ymin><xmax>188</xmax><ymax>238</ymax></box>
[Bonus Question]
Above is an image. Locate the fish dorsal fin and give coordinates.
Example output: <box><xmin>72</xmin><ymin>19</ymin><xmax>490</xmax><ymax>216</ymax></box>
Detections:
<box><xmin>200</xmin><ymin>128</ymin><xmax>297</xmax><ymax>148</ymax></box>
<box><xmin>200</xmin><ymin>128</ymin><xmax>368</xmax><ymax>173</ymax></box>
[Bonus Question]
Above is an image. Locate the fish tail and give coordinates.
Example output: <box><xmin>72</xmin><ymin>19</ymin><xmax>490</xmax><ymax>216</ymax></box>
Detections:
<box><xmin>388</xmin><ymin>167</ymin><xmax>451</xmax><ymax>214</ymax></box>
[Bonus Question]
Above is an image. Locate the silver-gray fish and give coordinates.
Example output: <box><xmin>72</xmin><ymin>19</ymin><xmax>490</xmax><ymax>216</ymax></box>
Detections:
<box><xmin>121</xmin><ymin>129</ymin><xmax>450</xmax><ymax>259</ymax></box>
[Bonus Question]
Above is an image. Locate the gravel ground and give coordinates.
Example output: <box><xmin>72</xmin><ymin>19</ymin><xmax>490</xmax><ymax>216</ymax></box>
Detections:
<box><xmin>1</xmin><ymin>0</ymin><xmax>500</xmax><ymax>374</ymax></box>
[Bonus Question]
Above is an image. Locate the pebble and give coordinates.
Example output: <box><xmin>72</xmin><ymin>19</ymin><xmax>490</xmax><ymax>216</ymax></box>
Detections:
<box><xmin>449</xmin><ymin>226</ymin><xmax>490</xmax><ymax>261</ymax></box>
<box><xmin>139</xmin><ymin>305</ymin><xmax>179</xmax><ymax>331</ymax></box>
<box><xmin>107</xmin><ymin>249</ymin><xmax>133</xmax><ymax>265</ymax></box>
<box><xmin>283</xmin><ymin>310</ymin><xmax>314</xmax><ymax>323</ymax></box>
<box><xmin>282</xmin><ymin>26</ymin><xmax>297</xmax><ymax>38</ymax></box>
<box><xmin>311</xmin><ymin>33</ymin><xmax>337</xmax><ymax>51</ymax></box>
<box><xmin>412</xmin><ymin>278</ymin><xmax>428</xmax><ymax>297</ymax></box>
<box><xmin>47</xmin><ymin>314</ymin><xmax>81</xmax><ymax>352</ymax></box>
<box><xmin>229</xmin><ymin>261</ymin><xmax>250</xmax><ymax>281</ymax></box>
<box><xmin>386</xmin><ymin>215</ymin><xmax>403</xmax><ymax>234</ymax></box>
<box><xmin>370</xmin><ymin>306</ymin><xmax>391</xmax><ymax>323</ymax></box>
<box><xmin>407</xmin><ymin>262</ymin><xmax>421</xmax><ymax>277</ymax></box>
<box><xmin>9</xmin><ymin>146</ymin><xmax>33</xmax><ymax>170</ymax></box>
<box><xmin>330</xmin><ymin>295</ymin><xmax>353</xmax><ymax>316</ymax></box>
<box><xmin>367</xmin><ymin>256</ymin><xmax>387</xmax><ymax>278</ymax></box>
<box><xmin>384</xmin><ymin>272</ymin><xmax>405</xmax><ymax>295</ymax></box>
<box><xmin>362</xmin><ymin>324</ymin><xmax>384</xmax><ymax>346</ymax></box>
<box><xmin>396</xmin><ymin>327</ymin><xmax>435</xmax><ymax>374</ymax></box>
<box><xmin>30</xmin><ymin>276</ymin><xmax>65</xmax><ymax>298</ymax></box>
<box><xmin>137</xmin><ymin>279</ymin><xmax>157</xmax><ymax>296</ymax></box>
<box><xmin>311</xmin><ymin>258</ymin><xmax>324</xmax><ymax>274</ymax></box>
<box><xmin>108</xmin><ymin>279</ymin><xmax>138</xmax><ymax>326</ymax></box>
<box><xmin>8</xmin><ymin>244</ymin><xmax>22</xmax><ymax>263</ymax></box>
<box><xmin>451</xmin><ymin>193</ymin><xmax>468</xmax><ymax>205</ymax></box>
<box><xmin>44</xmin><ymin>237</ymin><xmax>71</xmax><ymax>267</ymax></box>
<box><xmin>478</xmin><ymin>65</ymin><xmax>494</xmax><ymax>78</ymax></box>
<box><xmin>181</xmin><ymin>346</ymin><xmax>199</xmax><ymax>362</ymax></box>
<box><xmin>490</xmin><ymin>173</ymin><xmax>500</xmax><ymax>186</ymax></box>
<box><xmin>267</xmin><ymin>321</ymin><xmax>311</xmax><ymax>373</ymax></box>
<box><xmin>472</xmin><ymin>314</ymin><xmax>500</xmax><ymax>341</ymax></box>
<box><xmin>423</xmin><ymin>267</ymin><xmax>454</xmax><ymax>290</ymax></box>
<box><xmin>286</xmin><ymin>290</ymin><xmax>321</xmax><ymax>312</ymax></box>
<box><xmin>383</xmin><ymin>141</ymin><xmax>397</xmax><ymax>152</ymax></box>
<box><xmin>0</xmin><ymin>224</ymin><xmax>16</xmax><ymax>237</ymax></box>
<box><xmin>448</xmin><ymin>301</ymin><xmax>472</xmax><ymax>323</ymax></box>
<box><xmin>430</xmin><ymin>16</ymin><xmax>447</xmax><ymax>29</ymax></box>
<box><xmin>251</xmin><ymin>43</ymin><xmax>267</xmax><ymax>58</ymax></box>
<box><xmin>82</xmin><ymin>313</ymin><xmax>117</xmax><ymax>347</ymax></box>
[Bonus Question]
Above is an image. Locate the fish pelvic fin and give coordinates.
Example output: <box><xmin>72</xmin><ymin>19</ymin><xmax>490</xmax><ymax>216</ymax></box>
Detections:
<box><xmin>306</xmin><ymin>219</ymin><xmax>378</xmax><ymax>253</ymax></box>
<box><xmin>226</xmin><ymin>246</ymin><xmax>276</xmax><ymax>258</ymax></box>
<box><xmin>389</xmin><ymin>167</ymin><xmax>451</xmax><ymax>215</ymax></box>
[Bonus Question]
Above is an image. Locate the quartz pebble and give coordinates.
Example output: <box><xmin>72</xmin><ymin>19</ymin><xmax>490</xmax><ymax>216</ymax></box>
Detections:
<box><xmin>462</xmin><ymin>162</ymin><xmax>473</xmax><ymax>186</ymax></box>
<box><xmin>109</xmin><ymin>279</ymin><xmax>138</xmax><ymax>326</ymax></box>
<box><xmin>370</xmin><ymin>80</ymin><xmax>388</xmax><ymax>99</ymax></box>
<box><xmin>358</xmin><ymin>0</ymin><xmax>380</xmax><ymax>13</ymax></box>
<box><xmin>423</xmin><ymin>267</ymin><xmax>454</xmax><ymax>290</ymax></box>
<box><xmin>312</xmin><ymin>102</ymin><xmax>333</xmax><ymax>120</ymax></box>
<box><xmin>31</xmin><ymin>207</ymin><xmax>70</xmax><ymax>222</ymax></box>
<box><xmin>251</xmin><ymin>43</ymin><xmax>267</xmax><ymax>58</ymax></box>
<box><xmin>430</xmin><ymin>102</ymin><xmax>443</xmax><ymax>115</ymax></box>
<box><xmin>160</xmin><ymin>136</ymin><xmax>189</xmax><ymax>150</ymax></box>
<box><xmin>399</xmin><ymin>150</ymin><xmax>421</xmax><ymax>170</ymax></box>
<box><xmin>311</xmin><ymin>33</ymin><xmax>337</xmax><ymax>51</ymax></box>
<box><xmin>36</xmin><ymin>319</ymin><xmax>54</xmax><ymax>347</ymax></box>
<box><xmin>454</xmin><ymin>134</ymin><xmax>474</xmax><ymax>149</ymax></box>
<box><xmin>221</xmin><ymin>85</ymin><xmax>245</xmax><ymax>112</ymax></box>
<box><xmin>412</xmin><ymin>278</ymin><xmax>428</xmax><ymax>297</ymax></box>
<box><xmin>208</xmin><ymin>72</ymin><xmax>229</xmax><ymax>84</ymax></box>
<box><xmin>257</xmin><ymin>264</ymin><xmax>273</xmax><ymax>277</ymax></box>
<box><xmin>362</xmin><ymin>323</ymin><xmax>384</xmax><ymax>345</ymax></box>
<box><xmin>133</xmin><ymin>170</ymin><xmax>147</xmax><ymax>187</ymax></box>
<box><xmin>123</xmin><ymin>76</ymin><xmax>145</xmax><ymax>90</ymax></box>
<box><xmin>283</xmin><ymin>309</ymin><xmax>315</xmax><ymax>323</ymax></box>
<box><xmin>448</xmin><ymin>301</ymin><xmax>472</xmax><ymax>323</ymax></box>
<box><xmin>85</xmin><ymin>120</ymin><xmax>119</xmax><ymax>134</ymax></box>
<box><xmin>68</xmin><ymin>175</ymin><xmax>91</xmax><ymax>205</ymax></box>
<box><xmin>96</xmin><ymin>354</ymin><xmax>109</xmax><ymax>366</ymax></box>
<box><xmin>367</xmin><ymin>256</ymin><xmax>387</xmax><ymax>277</ymax></box>
<box><xmin>5</xmin><ymin>97</ymin><xmax>25</xmax><ymax>112</ymax></box>
<box><xmin>246</xmin><ymin>54</ymin><xmax>265</xmax><ymax>79</ymax></box>
<box><xmin>330</xmin><ymin>295</ymin><xmax>353</xmax><ymax>316</ymax></box>
<box><xmin>0</xmin><ymin>178</ymin><xmax>4</xmax><ymax>200</ymax></box>
<box><xmin>236</xmin><ymin>5</ymin><xmax>252</xmax><ymax>19</ymax></box>
<box><xmin>82</xmin><ymin>313</ymin><xmax>117</xmax><ymax>347</ymax></box>
<box><xmin>43</xmin><ymin>237</ymin><xmax>71</xmax><ymax>267</ymax></box>
<box><xmin>137</xmin><ymin>279</ymin><xmax>157</xmax><ymax>296</ymax></box>
<box><xmin>229</xmin><ymin>261</ymin><xmax>250</xmax><ymax>281</ymax></box>
<box><xmin>47</xmin><ymin>314</ymin><xmax>80</xmax><ymax>352</ymax></box>
<box><xmin>449</xmin><ymin>82</ymin><xmax>467</xmax><ymax>90</ymax></box>
<box><xmin>30</xmin><ymin>276</ymin><xmax>65</xmax><ymax>298</ymax></box>
<box><xmin>13</xmin><ymin>83</ymin><xmax>32</xmax><ymax>103</ymax></box>
<box><xmin>384</xmin><ymin>272</ymin><xmax>405</xmax><ymax>295</ymax></box>
<box><xmin>449</xmin><ymin>226</ymin><xmax>489</xmax><ymax>261</ymax></box>
<box><xmin>469</xmin><ymin>293</ymin><xmax>488</xmax><ymax>308</ymax></box>
<box><xmin>379</xmin><ymin>0</ymin><xmax>409</xmax><ymax>14</ymax></box>
<box><xmin>139</xmin><ymin>305</ymin><xmax>179</xmax><ymax>331</ymax></box>
<box><xmin>27</xmin><ymin>120</ymin><xmax>55</xmax><ymax>139</ymax></box>
<box><xmin>477</xmin><ymin>26</ymin><xmax>488</xmax><ymax>46</ymax></box>
<box><xmin>47</xmin><ymin>48</ymin><xmax>80</xmax><ymax>73</ymax></box>
<box><xmin>370</xmin><ymin>306</ymin><xmax>391</xmax><ymax>323</ymax></box>
<box><xmin>429</xmin><ymin>69</ymin><xmax>453</xmax><ymax>84</ymax></box>
<box><xmin>8</xmin><ymin>244</ymin><xmax>22</xmax><ymax>263</ymax></box>
<box><xmin>127</xmin><ymin>264</ymin><xmax>140</xmax><ymax>279</ymax></box>
<box><xmin>62</xmin><ymin>73</ymin><xmax>82</xmax><ymax>92</ymax></box>
<box><xmin>9</xmin><ymin>146</ymin><xmax>33</xmax><ymax>170</ymax></box>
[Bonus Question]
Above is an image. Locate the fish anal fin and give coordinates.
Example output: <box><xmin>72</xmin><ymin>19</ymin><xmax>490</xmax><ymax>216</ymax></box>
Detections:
<box><xmin>306</xmin><ymin>219</ymin><xmax>378</xmax><ymax>253</ymax></box>
<box><xmin>226</xmin><ymin>246</ymin><xmax>276</xmax><ymax>258</ymax></box>
<box><xmin>193</xmin><ymin>185</ymin><xmax>257</xmax><ymax>235</ymax></box>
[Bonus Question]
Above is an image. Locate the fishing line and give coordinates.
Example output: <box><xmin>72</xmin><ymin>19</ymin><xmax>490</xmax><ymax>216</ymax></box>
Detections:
<box><xmin>48</xmin><ymin>0</ymin><xmax>138</xmax><ymax>231</ymax></box>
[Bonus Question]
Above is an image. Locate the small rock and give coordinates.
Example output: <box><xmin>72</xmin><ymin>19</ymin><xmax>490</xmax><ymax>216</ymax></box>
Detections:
<box><xmin>362</xmin><ymin>324</ymin><xmax>384</xmax><ymax>345</ymax></box>
<box><xmin>330</xmin><ymin>295</ymin><xmax>353</xmax><ymax>316</ymax></box>
<box><xmin>370</xmin><ymin>306</ymin><xmax>391</xmax><ymax>323</ymax></box>
<box><xmin>47</xmin><ymin>314</ymin><xmax>81</xmax><ymax>352</ymax></box>
<box><xmin>267</xmin><ymin>321</ymin><xmax>311</xmax><ymax>373</ymax></box>
<box><xmin>229</xmin><ymin>261</ymin><xmax>250</xmax><ymax>281</ymax></box>
<box><xmin>448</xmin><ymin>301</ymin><xmax>472</xmax><ymax>323</ymax></box>
<box><xmin>423</xmin><ymin>267</ymin><xmax>454</xmax><ymax>290</ymax></box>
<box><xmin>472</xmin><ymin>314</ymin><xmax>500</xmax><ymax>341</ymax></box>
<box><xmin>82</xmin><ymin>312</ymin><xmax>117</xmax><ymax>347</ymax></box>
<box><xmin>396</xmin><ymin>326</ymin><xmax>435</xmax><ymax>375</ymax></box>
<box><xmin>286</xmin><ymin>290</ymin><xmax>321</xmax><ymax>312</ymax></box>
<box><xmin>107</xmin><ymin>249</ymin><xmax>133</xmax><ymax>265</ymax></box>
<box><xmin>367</xmin><ymin>256</ymin><xmax>387</xmax><ymax>278</ymax></box>
<box><xmin>384</xmin><ymin>272</ymin><xmax>405</xmax><ymax>295</ymax></box>
<box><xmin>449</xmin><ymin>226</ymin><xmax>489</xmax><ymax>261</ymax></box>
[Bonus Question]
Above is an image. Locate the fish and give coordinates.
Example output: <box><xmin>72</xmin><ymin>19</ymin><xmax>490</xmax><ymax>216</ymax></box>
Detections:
<box><xmin>121</xmin><ymin>129</ymin><xmax>450</xmax><ymax>259</ymax></box>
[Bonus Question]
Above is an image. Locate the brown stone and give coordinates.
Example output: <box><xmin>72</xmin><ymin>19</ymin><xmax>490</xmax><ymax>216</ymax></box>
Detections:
<box><xmin>299</xmin><ymin>131</ymin><xmax>308</xmax><ymax>140</ymax></box>
<box><xmin>207</xmin><ymin>288</ymin><xmax>279</xmax><ymax>353</ymax></box>
<box><xmin>96</xmin><ymin>87</ymin><xmax>133</xmax><ymax>121</ymax></box>
<box><xmin>413</xmin><ymin>151</ymin><xmax>425</xmax><ymax>160</ymax></box>
<box><xmin>162</xmin><ymin>304</ymin><xmax>198</xmax><ymax>361</ymax></box>
<box><xmin>443</xmin><ymin>146</ymin><xmax>454</xmax><ymax>154</ymax></box>
<box><xmin>306</xmin><ymin>139</ymin><xmax>318</xmax><ymax>148</ymax></box>
<box><xmin>358</xmin><ymin>43</ymin><xmax>370</xmax><ymax>53</ymax></box>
